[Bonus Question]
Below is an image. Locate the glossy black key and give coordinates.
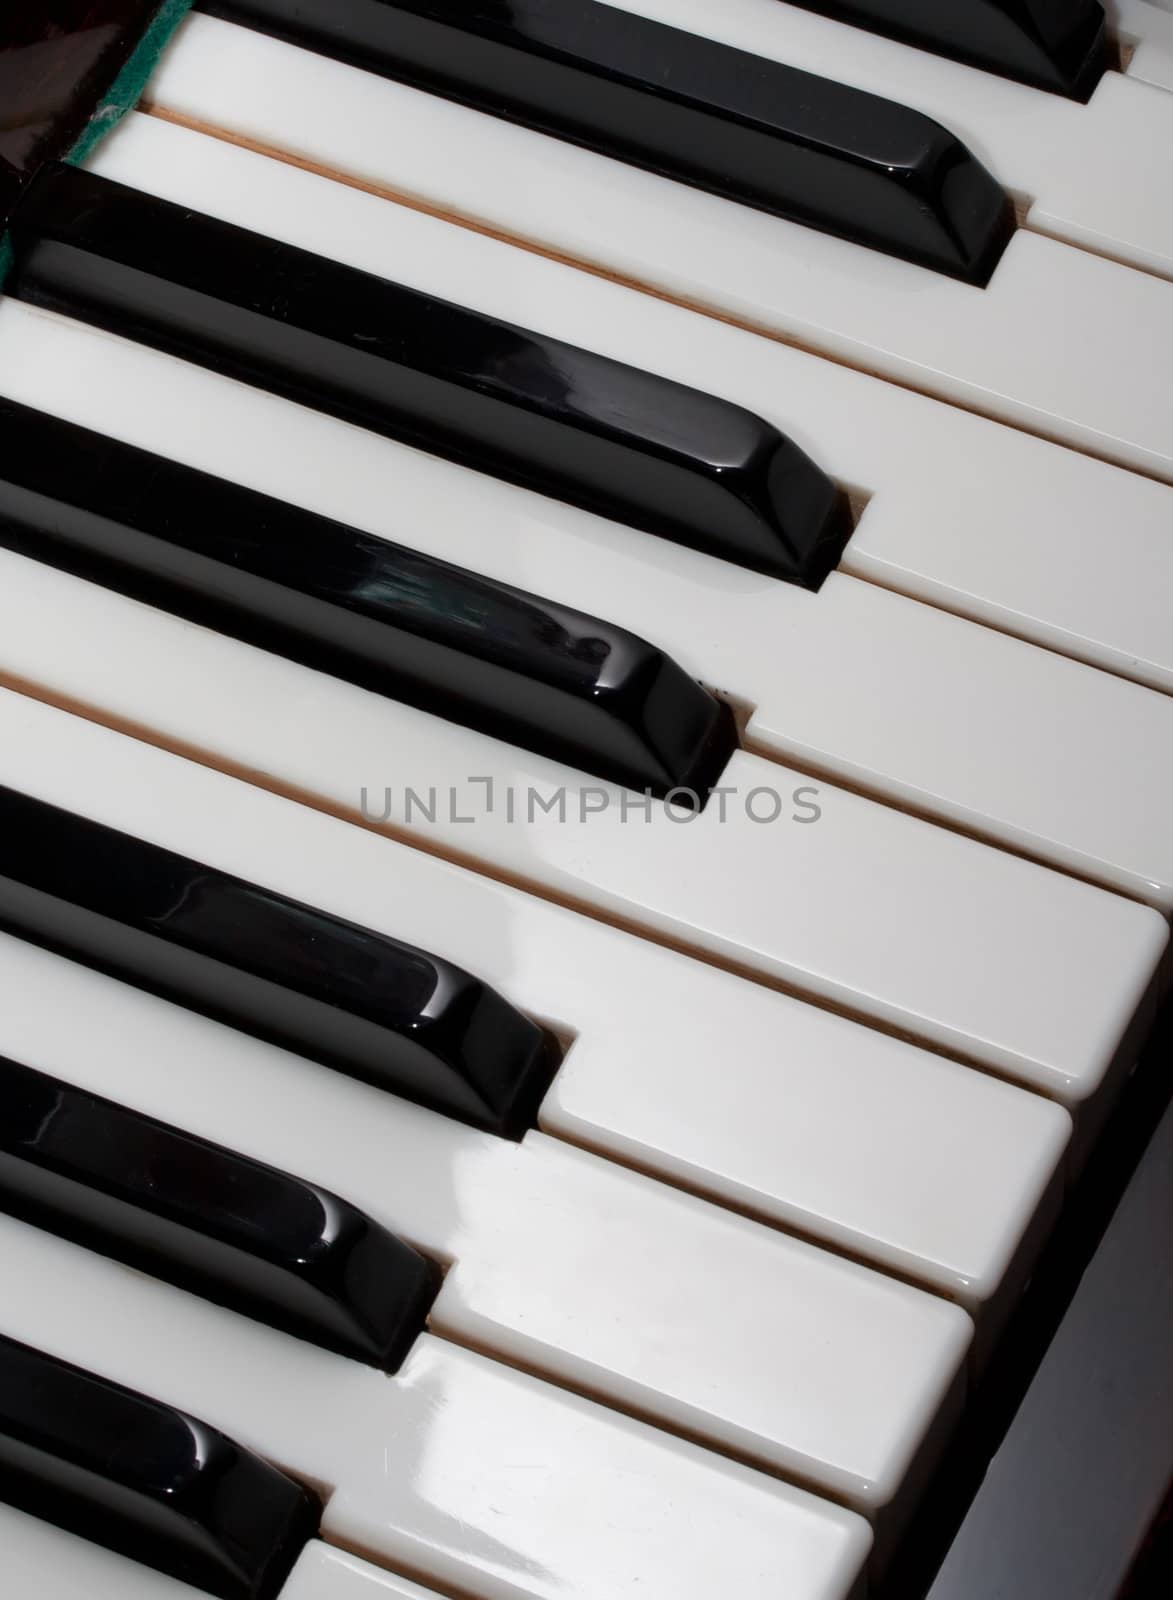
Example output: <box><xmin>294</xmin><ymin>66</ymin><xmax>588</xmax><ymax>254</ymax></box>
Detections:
<box><xmin>0</xmin><ymin>1333</ymin><xmax>319</xmax><ymax>1599</ymax></box>
<box><xmin>0</xmin><ymin>786</ymin><xmax>556</xmax><ymax>1136</ymax></box>
<box><xmin>783</xmin><ymin>1</ymin><xmax>1109</xmax><ymax>101</ymax></box>
<box><xmin>0</xmin><ymin>398</ymin><xmax>735</xmax><ymax>798</ymax></box>
<box><xmin>199</xmin><ymin>0</ymin><xmax>1014</xmax><ymax>283</ymax></box>
<box><xmin>3</xmin><ymin>162</ymin><xmax>850</xmax><ymax>586</ymax></box>
<box><xmin>0</xmin><ymin>1056</ymin><xmax>438</xmax><ymax>1369</ymax></box>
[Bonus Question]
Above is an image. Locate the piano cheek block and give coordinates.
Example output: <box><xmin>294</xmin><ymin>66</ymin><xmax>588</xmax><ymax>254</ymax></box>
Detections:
<box><xmin>0</xmin><ymin>1056</ymin><xmax>438</xmax><ymax>1370</ymax></box>
<box><xmin>3</xmin><ymin>162</ymin><xmax>850</xmax><ymax>585</ymax></box>
<box><xmin>0</xmin><ymin>1334</ymin><xmax>321</xmax><ymax>1600</ymax></box>
<box><xmin>0</xmin><ymin>786</ymin><xmax>557</xmax><ymax>1136</ymax></box>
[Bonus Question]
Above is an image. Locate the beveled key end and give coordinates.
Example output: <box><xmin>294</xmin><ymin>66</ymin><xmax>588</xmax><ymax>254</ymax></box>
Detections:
<box><xmin>791</xmin><ymin>1</ymin><xmax>1109</xmax><ymax>102</ymax></box>
<box><xmin>0</xmin><ymin>784</ymin><xmax>561</xmax><ymax>1137</ymax></box>
<box><xmin>0</xmin><ymin>1334</ymin><xmax>321</xmax><ymax>1600</ymax></box>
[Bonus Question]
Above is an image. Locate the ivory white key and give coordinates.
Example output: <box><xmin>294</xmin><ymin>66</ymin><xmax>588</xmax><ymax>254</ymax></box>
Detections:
<box><xmin>282</xmin><ymin>1547</ymin><xmax>447</xmax><ymax>1600</ymax></box>
<box><xmin>0</xmin><ymin>690</ymin><xmax>1072</xmax><ymax>1333</ymax></box>
<box><xmin>0</xmin><ymin>936</ymin><xmax>965</xmax><ymax>1534</ymax></box>
<box><xmin>1113</xmin><ymin>0</ymin><xmax>1173</xmax><ymax>92</ymax></box>
<box><xmin>59</xmin><ymin>115</ymin><xmax>1173</xmax><ymax>695</ymax></box>
<box><xmin>4</xmin><ymin>312</ymin><xmax>1170</xmax><ymax>910</ymax></box>
<box><xmin>0</xmin><ymin>1212</ymin><xmax>873</xmax><ymax>1594</ymax></box>
<box><xmin>0</xmin><ymin>546</ymin><xmax>1163</xmax><ymax>1098</ymax></box>
<box><xmin>0</xmin><ymin>1503</ymin><xmax>212</xmax><ymax>1600</ymax></box>
<box><xmin>0</xmin><ymin>704</ymin><xmax>981</xmax><ymax>1530</ymax></box>
<box><xmin>139</xmin><ymin>20</ymin><xmax>1173</xmax><ymax>478</ymax></box>
<box><xmin>0</xmin><ymin>1509</ymin><xmax>437</xmax><ymax>1600</ymax></box>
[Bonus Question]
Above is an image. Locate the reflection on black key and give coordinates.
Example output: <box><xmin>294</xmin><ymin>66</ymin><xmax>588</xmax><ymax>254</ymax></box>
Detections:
<box><xmin>199</xmin><ymin>0</ymin><xmax>1014</xmax><ymax>283</ymax></box>
<box><xmin>4</xmin><ymin>163</ymin><xmax>850</xmax><ymax>586</ymax></box>
<box><xmin>0</xmin><ymin>787</ymin><xmax>556</xmax><ymax>1137</ymax></box>
<box><xmin>0</xmin><ymin>1333</ymin><xmax>319</xmax><ymax>1600</ymax></box>
<box><xmin>783</xmin><ymin>1</ymin><xmax>1108</xmax><ymax>100</ymax></box>
<box><xmin>0</xmin><ymin>398</ymin><xmax>736</xmax><ymax>798</ymax></box>
<box><xmin>0</xmin><ymin>1056</ymin><xmax>438</xmax><ymax>1369</ymax></box>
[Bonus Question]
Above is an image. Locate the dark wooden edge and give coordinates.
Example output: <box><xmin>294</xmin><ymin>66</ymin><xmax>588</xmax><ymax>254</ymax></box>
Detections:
<box><xmin>0</xmin><ymin>3</ymin><xmax>169</xmax><ymax>223</ymax></box>
<box><xmin>885</xmin><ymin>988</ymin><xmax>1173</xmax><ymax>1600</ymax></box>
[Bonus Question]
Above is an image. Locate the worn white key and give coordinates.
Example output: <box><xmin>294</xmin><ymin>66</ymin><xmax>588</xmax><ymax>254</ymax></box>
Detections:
<box><xmin>1113</xmin><ymin>0</ymin><xmax>1173</xmax><ymax>92</ymax></box>
<box><xmin>139</xmin><ymin>19</ymin><xmax>1173</xmax><ymax>479</ymax></box>
<box><xmin>3</xmin><ymin>302</ymin><xmax>1172</xmax><ymax>909</ymax></box>
<box><xmin>0</xmin><ymin>1504</ymin><xmax>417</xmax><ymax>1600</ymax></box>
<box><xmin>0</xmin><ymin>1213</ymin><xmax>873</xmax><ymax>1595</ymax></box>
<box><xmin>68</xmin><ymin>113</ymin><xmax>1173</xmax><ymax>696</ymax></box>
<box><xmin>283</xmin><ymin>1547</ymin><xmax>445</xmax><ymax>1600</ymax></box>
<box><xmin>0</xmin><ymin>683</ymin><xmax>1073</xmax><ymax>1332</ymax></box>
<box><xmin>0</xmin><ymin>545</ymin><xmax>1164</xmax><ymax>1098</ymax></box>
<box><xmin>0</xmin><ymin>937</ymin><xmax>965</xmax><ymax>1534</ymax></box>
<box><xmin>0</xmin><ymin>1503</ymin><xmax>210</xmax><ymax>1600</ymax></box>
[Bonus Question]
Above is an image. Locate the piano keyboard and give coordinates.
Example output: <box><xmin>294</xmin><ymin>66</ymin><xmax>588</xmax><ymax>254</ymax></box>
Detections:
<box><xmin>0</xmin><ymin>3</ymin><xmax>1170</xmax><ymax>1598</ymax></box>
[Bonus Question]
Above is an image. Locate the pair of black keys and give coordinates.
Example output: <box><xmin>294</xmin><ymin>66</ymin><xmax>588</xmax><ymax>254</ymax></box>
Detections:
<box><xmin>0</xmin><ymin>794</ymin><xmax>490</xmax><ymax>1597</ymax></box>
<box><xmin>0</xmin><ymin>1041</ymin><xmax>398</xmax><ymax>1597</ymax></box>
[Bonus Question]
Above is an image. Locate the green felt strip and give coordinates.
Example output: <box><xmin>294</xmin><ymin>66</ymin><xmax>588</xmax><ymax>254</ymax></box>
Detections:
<box><xmin>67</xmin><ymin>0</ymin><xmax>198</xmax><ymax>169</ymax></box>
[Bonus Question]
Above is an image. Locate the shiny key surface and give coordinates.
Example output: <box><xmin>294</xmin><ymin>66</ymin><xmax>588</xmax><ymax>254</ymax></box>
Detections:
<box><xmin>0</xmin><ymin>784</ymin><xmax>554</xmax><ymax>1136</ymax></box>
<box><xmin>0</xmin><ymin>689</ymin><xmax>980</xmax><ymax>1529</ymax></box>
<box><xmin>0</xmin><ymin>395</ymin><xmax>734</xmax><ymax>797</ymax></box>
<box><xmin>2</xmin><ymin>160</ymin><xmax>849</xmax><ymax>585</ymax></box>
<box><xmin>5</xmin><ymin>304</ymin><xmax>1171</xmax><ymax>913</ymax></box>
<box><xmin>0</xmin><ymin>1334</ymin><xmax>320</xmax><ymax>1600</ymax></box>
<box><xmin>0</xmin><ymin>1054</ymin><xmax>437</xmax><ymax>1368</ymax></box>
<box><xmin>0</xmin><ymin>535</ymin><xmax>1161</xmax><ymax>1104</ymax></box>
<box><xmin>783</xmin><ymin>0</ymin><xmax>1109</xmax><ymax>97</ymax></box>
<box><xmin>198</xmin><ymin>0</ymin><xmax>1014</xmax><ymax>282</ymax></box>
<box><xmin>0</xmin><ymin>748</ymin><xmax>1074</xmax><ymax>1336</ymax></box>
<box><xmin>0</xmin><ymin>1205</ymin><xmax>875</xmax><ymax>1598</ymax></box>
<box><xmin>146</xmin><ymin>17</ymin><xmax>1173</xmax><ymax>477</ymax></box>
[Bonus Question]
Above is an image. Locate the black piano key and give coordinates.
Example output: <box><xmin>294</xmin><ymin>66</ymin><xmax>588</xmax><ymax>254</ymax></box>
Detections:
<box><xmin>0</xmin><ymin>398</ymin><xmax>736</xmax><ymax>799</ymax></box>
<box><xmin>0</xmin><ymin>787</ymin><xmax>557</xmax><ymax>1137</ymax></box>
<box><xmin>0</xmin><ymin>1055</ymin><xmax>438</xmax><ymax>1370</ymax></box>
<box><xmin>781</xmin><ymin>1</ymin><xmax>1109</xmax><ymax>102</ymax></box>
<box><xmin>3</xmin><ymin>162</ymin><xmax>851</xmax><ymax>586</ymax></box>
<box><xmin>198</xmin><ymin>0</ymin><xmax>1015</xmax><ymax>284</ymax></box>
<box><xmin>0</xmin><ymin>1334</ymin><xmax>319</xmax><ymax>1600</ymax></box>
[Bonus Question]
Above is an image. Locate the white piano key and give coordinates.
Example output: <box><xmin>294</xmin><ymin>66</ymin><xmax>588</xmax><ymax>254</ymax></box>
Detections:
<box><xmin>0</xmin><ymin>1191</ymin><xmax>881</xmax><ymax>1583</ymax></box>
<box><xmin>0</xmin><ymin>1502</ymin><xmax>209</xmax><ymax>1600</ymax></box>
<box><xmin>0</xmin><ymin>931</ymin><xmax>965</xmax><ymax>1531</ymax></box>
<box><xmin>0</xmin><ymin>701</ymin><xmax>1073</xmax><ymax>1335</ymax></box>
<box><xmin>3</xmin><ymin>309</ymin><xmax>1172</xmax><ymax>911</ymax></box>
<box><xmin>1113</xmin><ymin>0</ymin><xmax>1173</xmax><ymax>92</ymax></box>
<box><xmin>0</xmin><ymin>693</ymin><xmax>983</xmax><ymax>1529</ymax></box>
<box><xmin>139</xmin><ymin>18</ymin><xmax>1173</xmax><ymax>479</ymax></box>
<box><xmin>0</xmin><ymin>545</ymin><xmax>1164</xmax><ymax>1101</ymax></box>
<box><xmin>324</xmin><ymin>1338</ymin><xmax>873</xmax><ymax>1593</ymax></box>
<box><xmin>282</xmin><ymin>1547</ymin><xmax>445</xmax><ymax>1600</ymax></box>
<box><xmin>65</xmin><ymin>113</ymin><xmax>1173</xmax><ymax>697</ymax></box>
